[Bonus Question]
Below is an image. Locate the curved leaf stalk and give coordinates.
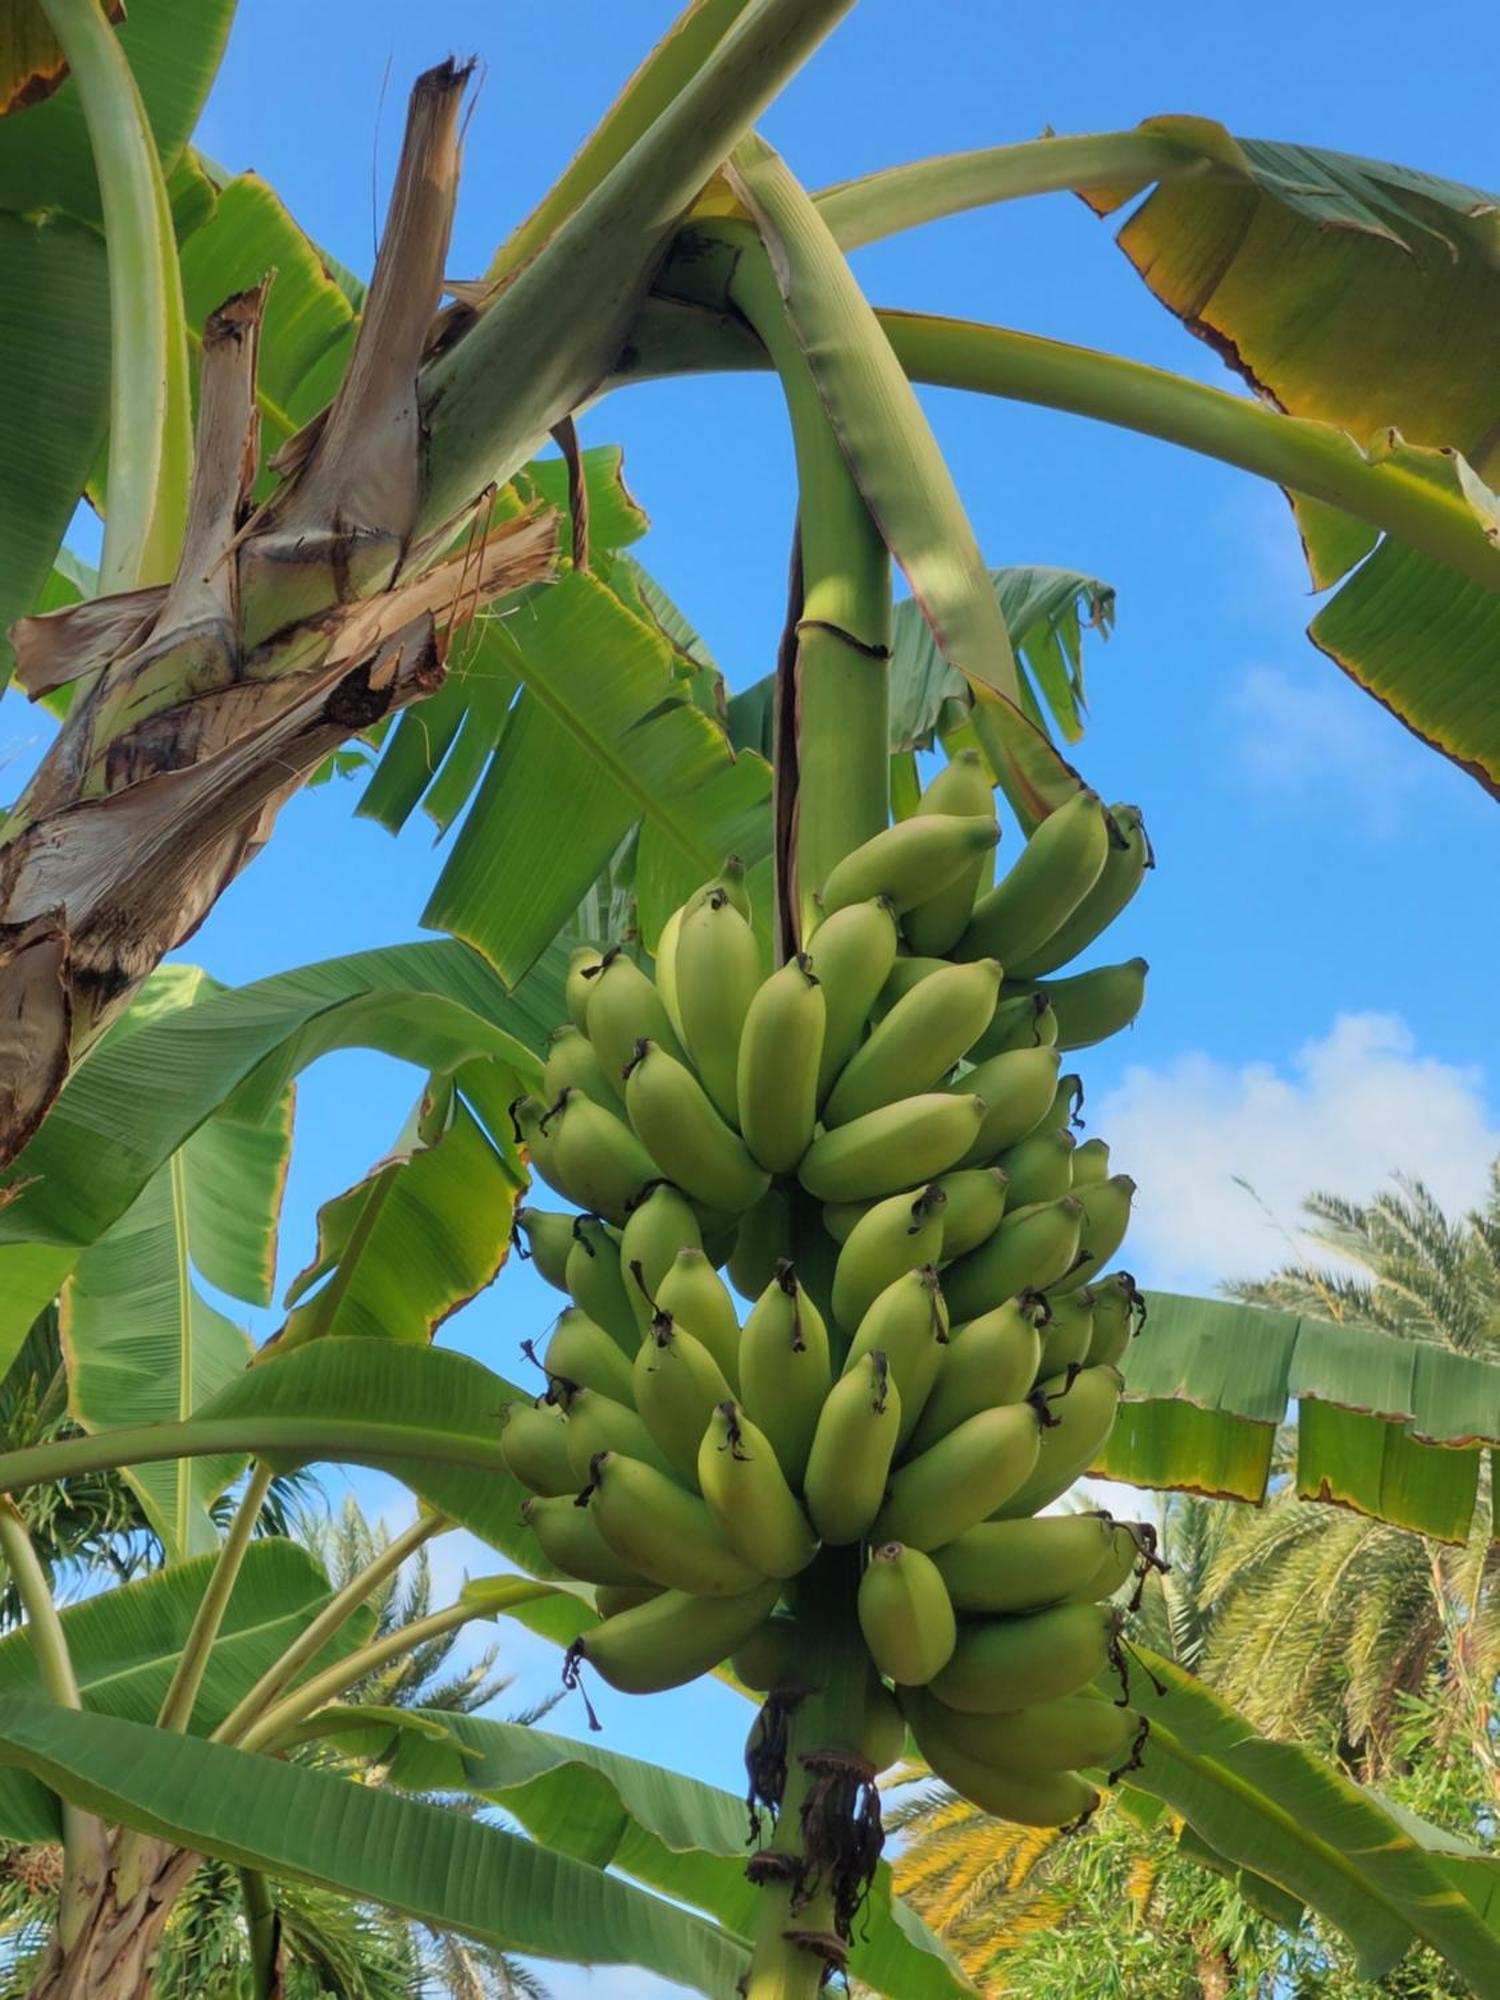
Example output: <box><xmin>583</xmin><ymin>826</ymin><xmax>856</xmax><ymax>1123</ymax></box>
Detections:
<box><xmin>35</xmin><ymin>0</ymin><xmax>192</xmax><ymax>592</ymax></box>
<box><xmin>156</xmin><ymin>1462</ymin><xmax>275</xmax><ymax>1737</ymax></box>
<box><xmin>238</xmin><ymin>1866</ymin><xmax>280</xmax><ymax>2000</ymax></box>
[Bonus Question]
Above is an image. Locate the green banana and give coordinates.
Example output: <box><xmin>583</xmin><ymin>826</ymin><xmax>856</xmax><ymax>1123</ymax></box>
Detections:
<box><xmin>1038</xmin><ymin>1072</ymin><xmax>1085</xmax><ymax>1134</ymax></box>
<box><xmin>738</xmin><ymin>1262</ymin><xmax>832</xmax><ymax>1488</ymax></box>
<box><xmin>906</xmin><ymin>1686</ymin><xmax>1137</xmax><ymax>1779</ymax></box>
<box><xmin>727</xmin><ymin>1184</ymin><xmax>793</xmax><ymax>1304</ymax></box>
<box><xmin>675</xmin><ymin>885</ymin><xmax>762</xmax><ymax>1125</ymax></box>
<box><xmin>698</xmin><ymin>1402</ymin><xmax>818</xmax><ymax>1578</ymax></box>
<box><xmin>803</xmin><ymin>1351</ymin><xmax>902</xmax><ymax>1545</ymax></box>
<box><xmin>1085</xmin><ymin>1272</ymin><xmax>1142</xmax><ymax>1368</ymax></box>
<box><xmin>560</xmin><ymin>1386</ymin><xmax>676</xmax><ymax>1486</ymax></box>
<box><xmin>820</xmin><ymin>1198</ymin><xmax>868</xmax><ymax>1246</ymax></box>
<box><xmin>564</xmin><ymin>1217</ymin><xmax>638</xmax><ymax>1357</ymax></box>
<box><xmin>655</xmin><ymin>1247</ymin><xmax>742</xmax><ymax>1388</ymax></box>
<box><xmin>934</xmin><ymin>1167</ymin><xmax>1010</xmax><ymax>1260</ymax></box>
<box><xmin>953</xmin><ymin>1046</ymin><xmax>1062</xmax><ymax>1165</ymax></box>
<box><xmin>957</xmin><ymin>790</ymin><xmax>1111</xmax><ymax>968</ymax></box>
<box><xmin>819</xmin><ymin>813</ymin><xmax>1000</xmax><ymax>919</ymax></box>
<box><xmin>830</xmin><ymin>1184</ymin><xmax>947</xmax><ymax>1334</ymax></box>
<box><xmin>843</xmin><ymin>1264</ymin><xmax>949</xmax><ymax>1446</ymax></box>
<box><xmin>905</xmin><ymin>1295</ymin><xmax>1048</xmax><ymax>1454</ymax></box>
<box><xmin>546</xmin><ymin>1088</ymin><xmax>657</xmax><ymax>1225</ymax></box>
<box><xmin>995</xmin><ymin>1128</ymin><xmax>1076</xmax><ymax>1208</ymax></box>
<box><xmin>1074</xmin><ymin>1521</ymin><xmax>1151</xmax><ymax>1602</ymax></box>
<box><xmin>652</xmin><ymin>903</ymin><xmax>688</xmax><ymax>1043</ymax></box>
<box><xmin>1070</xmin><ymin>1137</ymin><xmax>1110</xmax><ymax>1186</ymax></box>
<box><xmin>930</xmin><ymin>1602</ymin><xmax>1121</xmax><ymax>1713</ymax></box>
<box><xmin>619</xmin><ymin>1183</ymin><xmax>702</xmax><ymax>1335</ymax></box>
<box><xmin>521</xmin><ymin>1496</ymin><xmax>647</xmax><ymax>1587</ymax></box>
<box><xmin>731</xmin><ymin>1614</ymin><xmax>803</xmax><ymax>1693</ymax></box>
<box><xmin>1006</xmin><ymin>801</ymin><xmax>1153</xmax><ymax>980</ymax></box>
<box><xmin>970</xmin><ymin>991</ymin><xmax>1058</xmax><ymax>1062</ymax></box>
<box><xmin>736</xmin><ymin>954</ymin><xmax>826</xmax><ymax>1173</ymax></box>
<box><xmin>858</xmin><ymin>1542</ymin><xmax>957</xmax><ymax>1685</ymax></box>
<box><xmin>593</xmin><ymin>1583</ymin><xmax>662</xmax><ymax>1620</ymax></box>
<box><xmin>542</xmin><ymin>1307</ymin><xmax>637</xmax><ymax>1405</ymax></box>
<box><xmin>575</xmin><ymin>1579</ymin><xmax>781</xmax><ymax>1695</ymax></box>
<box><xmin>905</xmin><ymin>1709</ymin><xmax>1100</xmax><ymax>1826</ymax></box>
<box><xmin>873</xmin><ymin>955</ymin><xmax>947</xmax><ymax>1020</ymax></box>
<box><xmin>565</xmin><ymin>946</ymin><xmax>606</xmax><ymax>1033</ymax></box>
<box><xmin>805</xmin><ymin>898</ymin><xmax>901</xmax><ymax>1100</ymax></box>
<box><xmin>872</xmin><ymin>1401</ymin><xmax>1042</xmax><ymax>1549</ymax></box>
<box><xmin>932</xmin><ymin>1513</ymin><xmax>1121</xmax><ymax>1614</ymax></box>
<box><xmin>510</xmin><ymin>1095</ymin><xmax>571</xmax><ymax>1207</ymax></box>
<box><xmin>500</xmin><ymin>1400</ymin><xmax>577</xmax><ymax>1498</ymax></box>
<box><xmin>825</xmin><ymin>960</ymin><xmax>1001</xmax><ymax>1127</ymax></box>
<box><xmin>903</xmin><ymin>750</ymin><xmax>999</xmax><ymax>956</ymax></box>
<box><xmin>1037</xmin><ymin>1286</ymin><xmax>1094</xmax><ymax>1377</ymax></box>
<box><xmin>585</xmin><ymin>1452</ymin><xmax>765</xmax><ymax>1596</ymax></box>
<box><xmin>543</xmin><ymin>1023</ymin><xmax>616</xmax><ymax>1110</ymax></box>
<box><xmin>631</xmin><ymin>1311</ymin><xmax>733</xmax><ymax>1483</ymax></box>
<box><xmin>799</xmin><ymin>1093</ymin><xmax>986</xmax><ymax>1203</ymax></box>
<box><xmin>1056</xmin><ymin>1174</ymin><xmax>1136</xmax><ymax>1293</ymax></box>
<box><xmin>941</xmin><ymin>1195</ymin><xmax>1083</xmax><ymax>1323</ymax></box>
<box><xmin>991</xmin><ymin>1364</ymin><xmax>1124</xmax><ymax>1518</ymax></box>
<box><xmin>512</xmin><ymin>1206</ymin><xmax>574</xmax><ymax>1291</ymax></box>
<box><xmin>1023</xmin><ymin>958</ymin><xmax>1149</xmax><ymax>1051</ymax></box>
<box><xmin>583</xmin><ymin>947</ymin><xmax>686</xmax><ymax>1083</ymax></box>
<box><xmin>861</xmin><ymin>1678</ymin><xmax>908</xmax><ymax>1773</ymax></box>
<box><xmin>625</xmin><ymin>1040</ymin><xmax>771</xmax><ymax>1215</ymax></box>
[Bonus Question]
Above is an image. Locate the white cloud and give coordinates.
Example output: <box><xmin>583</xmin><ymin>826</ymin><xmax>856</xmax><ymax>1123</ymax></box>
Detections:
<box><xmin>1095</xmin><ymin>1013</ymin><xmax>1498</xmax><ymax>1293</ymax></box>
<box><xmin>1226</xmin><ymin>663</ymin><xmax>1428</xmax><ymax>838</ymax></box>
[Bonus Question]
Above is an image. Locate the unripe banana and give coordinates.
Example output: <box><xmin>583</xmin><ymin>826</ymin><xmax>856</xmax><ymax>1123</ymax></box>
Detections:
<box><xmin>991</xmin><ymin>1364</ymin><xmax>1124</xmax><ymax>1518</ymax></box>
<box><xmin>861</xmin><ymin>1677</ymin><xmax>908</xmax><ymax>1773</ymax></box>
<box><xmin>731</xmin><ymin>1614</ymin><xmax>803</xmax><ymax>1693</ymax></box>
<box><xmin>512</xmin><ymin>1206</ymin><xmax>574</xmax><ymax>1291</ymax></box>
<box><xmin>957</xmin><ymin>790</ymin><xmax>1110</xmax><ymax>968</ymax></box>
<box><xmin>843</xmin><ymin>1265</ymin><xmax>948</xmax><ymax>1446</ymax></box>
<box><xmin>625</xmin><ymin>1041</ymin><xmax>770</xmax><ymax>1215</ymax></box>
<box><xmin>1070</xmin><ymin>1137</ymin><xmax>1110</xmax><ymax>1186</ymax></box>
<box><xmin>933</xmin><ymin>1167</ymin><xmax>1009</xmax><ymax>1260</ymax></box>
<box><xmin>698</xmin><ymin>1402</ymin><xmax>818</xmax><ymax>1579</ymax></box>
<box><xmin>736</xmin><ymin>955</ymin><xmax>826</xmax><ymax>1173</ymax></box>
<box><xmin>1037</xmin><ymin>1286</ymin><xmax>1094</xmax><ymax>1377</ymax></box>
<box><xmin>546</xmin><ymin>1089</ymin><xmax>657</xmax><ymax>1224</ymax></box>
<box><xmin>970</xmin><ymin>991</ymin><xmax>1058</xmax><ymax>1062</ymax></box>
<box><xmin>803</xmin><ymin>1351</ymin><xmax>902</xmax><ymax>1545</ymax></box>
<box><xmin>806</xmin><ymin>899</ymin><xmax>901</xmax><ymax>1100</ymax></box>
<box><xmin>903</xmin><ymin>751</ymin><xmax>999</xmax><ymax>956</ymax></box>
<box><xmin>565</xmin><ymin>946</ymin><xmax>606</xmax><ymax>1032</ymax></box>
<box><xmin>941</xmin><ymin>1196</ymin><xmax>1083</xmax><ymax>1323</ymax></box>
<box><xmin>560</xmin><ymin>1386</ymin><xmax>676</xmax><ymax>1486</ymax></box>
<box><xmin>1085</xmin><ymin>1272</ymin><xmax>1142</xmax><ymax>1369</ymax></box>
<box><xmin>930</xmin><ymin>1602</ymin><xmax>1120</xmax><ymax>1713</ymax></box>
<box><xmin>500</xmin><ymin>1400</ymin><xmax>576</xmax><ymax>1497</ymax></box>
<box><xmin>727</xmin><ymin>1184</ymin><xmax>793</xmax><ymax>1304</ymax></box>
<box><xmin>510</xmin><ymin>1096</ymin><xmax>572</xmax><ymax>1207</ymax></box>
<box><xmin>995</xmin><ymin>1128</ymin><xmax>1076</xmax><ymax>1209</ymax></box>
<box><xmin>831</xmin><ymin>1185</ymin><xmax>947</xmax><ymax>1334</ymax></box>
<box><xmin>632</xmin><ymin>1312</ymin><xmax>733</xmax><ymax>1483</ymax></box>
<box><xmin>872</xmin><ymin>1401</ymin><xmax>1042</xmax><ymax>1549</ymax></box>
<box><xmin>905</xmin><ymin>1709</ymin><xmax>1100</xmax><ymax>1826</ymax></box>
<box><xmin>1073</xmin><ymin>1521</ymin><xmax>1151</xmax><ymax>1602</ymax></box>
<box><xmin>542</xmin><ymin>1307</ymin><xmax>637</xmax><ymax>1405</ymax></box>
<box><xmin>577</xmin><ymin>1579</ymin><xmax>781</xmax><ymax>1695</ymax></box>
<box><xmin>825</xmin><ymin>960</ymin><xmax>1002</xmax><ymax>1127</ymax></box>
<box><xmin>799</xmin><ymin>1093</ymin><xmax>986</xmax><ymax>1204</ymax></box>
<box><xmin>675</xmin><ymin>886</ymin><xmax>762</xmax><ymax>1125</ymax></box>
<box><xmin>583</xmin><ymin>948</ymin><xmax>687</xmax><ymax>1083</ymax></box>
<box><xmin>652</xmin><ymin>903</ymin><xmax>688</xmax><ymax>1042</ymax></box>
<box><xmin>655</xmin><ymin>1247</ymin><xmax>742</xmax><ymax>1389</ymax></box>
<box><xmin>564</xmin><ymin>1217</ymin><xmax>638</xmax><ymax>1357</ymax></box>
<box><xmin>619</xmin><ymin>1184</ymin><xmax>702</xmax><ymax>1336</ymax></box>
<box><xmin>953</xmin><ymin>1046</ymin><xmax>1062</xmax><ymax>1166</ymax></box>
<box><xmin>821</xmin><ymin>1198</ymin><xmax>868</xmax><ymax>1246</ymax></box>
<box><xmin>1056</xmin><ymin>1175</ymin><xmax>1135</xmax><ymax>1294</ymax></box>
<box><xmin>932</xmin><ymin>1513</ymin><xmax>1120</xmax><ymax>1614</ymax></box>
<box><xmin>906</xmin><ymin>1686</ymin><xmax>1137</xmax><ymax>1779</ymax></box>
<box><xmin>858</xmin><ymin>1542</ymin><xmax>957</xmax><ymax>1685</ymax></box>
<box><xmin>521</xmin><ymin>1496</ymin><xmax>647</xmax><ymax>1587</ymax></box>
<box><xmin>1020</xmin><ymin>958</ymin><xmax>1148</xmax><ymax>1052</ymax></box>
<box><xmin>819</xmin><ymin>813</ymin><xmax>1000</xmax><ymax>919</ymax></box>
<box><xmin>585</xmin><ymin>1452</ymin><xmax>765</xmax><ymax>1596</ymax></box>
<box><xmin>1006</xmin><ymin>801</ymin><xmax>1152</xmax><ymax>980</ymax></box>
<box><xmin>593</xmin><ymin>1582</ymin><xmax>662</xmax><ymax>1619</ymax></box>
<box><xmin>1038</xmin><ymin>1072</ymin><xmax>1085</xmax><ymax>1135</ymax></box>
<box><xmin>543</xmin><ymin>1024</ymin><xmax>616</xmax><ymax>1110</ymax></box>
<box><xmin>906</xmin><ymin>1295</ymin><xmax>1047</xmax><ymax>1454</ymax></box>
<box><xmin>739</xmin><ymin>1262</ymin><xmax>832</xmax><ymax>1487</ymax></box>
<box><xmin>873</xmin><ymin>955</ymin><xmax>947</xmax><ymax>1021</ymax></box>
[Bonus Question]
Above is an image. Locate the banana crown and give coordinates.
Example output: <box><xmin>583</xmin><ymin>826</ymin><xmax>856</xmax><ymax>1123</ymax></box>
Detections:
<box><xmin>512</xmin><ymin>767</ymin><xmax>1153</xmax><ymax>1818</ymax></box>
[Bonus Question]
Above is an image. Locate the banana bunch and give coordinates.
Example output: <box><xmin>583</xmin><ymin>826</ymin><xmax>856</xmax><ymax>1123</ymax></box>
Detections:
<box><xmin>506</xmin><ymin>753</ymin><xmax>1155</xmax><ymax>1828</ymax></box>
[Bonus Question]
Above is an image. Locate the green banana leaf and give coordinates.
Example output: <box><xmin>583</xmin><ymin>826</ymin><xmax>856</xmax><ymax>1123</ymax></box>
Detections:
<box><xmin>0</xmin><ymin>1539</ymin><xmax>370</xmax><ymax>1843</ymax></box>
<box><xmin>1096</xmin><ymin>1292</ymin><xmax>1500</xmax><ymax>1542</ymax></box>
<box><xmin>0</xmin><ymin>1697</ymin><xmax>751</xmax><ymax>1995</ymax></box>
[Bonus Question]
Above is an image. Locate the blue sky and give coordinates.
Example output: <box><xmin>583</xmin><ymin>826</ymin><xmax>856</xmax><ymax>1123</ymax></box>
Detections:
<box><xmin>6</xmin><ymin>4</ymin><xmax>1500</xmax><ymax>1992</ymax></box>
